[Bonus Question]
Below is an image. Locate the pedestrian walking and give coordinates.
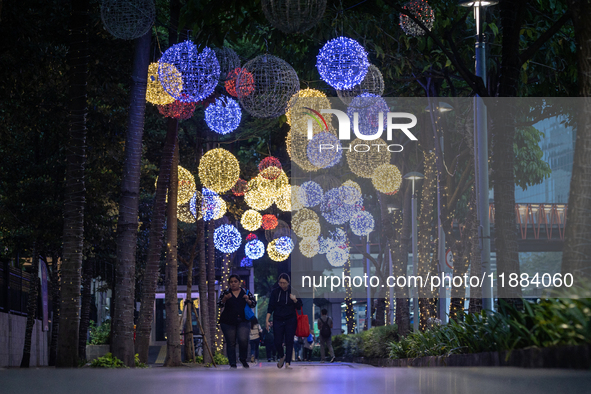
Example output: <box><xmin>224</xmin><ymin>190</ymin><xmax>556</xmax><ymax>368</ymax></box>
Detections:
<box><xmin>218</xmin><ymin>274</ymin><xmax>257</xmax><ymax>369</ymax></box>
<box><xmin>317</xmin><ymin>308</ymin><xmax>335</xmax><ymax>363</ymax></box>
<box><xmin>249</xmin><ymin>317</ymin><xmax>262</xmax><ymax>363</ymax></box>
<box><xmin>263</xmin><ymin>322</ymin><xmax>276</xmax><ymax>361</ymax></box>
<box><xmin>294</xmin><ymin>335</ymin><xmax>302</xmax><ymax>361</ymax></box>
<box><xmin>266</xmin><ymin>273</ymin><xmax>302</xmax><ymax>369</ymax></box>
<box><xmin>303</xmin><ymin>333</ymin><xmax>314</xmax><ymax>361</ymax></box>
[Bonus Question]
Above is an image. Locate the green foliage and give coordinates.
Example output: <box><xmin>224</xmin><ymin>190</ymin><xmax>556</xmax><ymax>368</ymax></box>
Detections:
<box><xmin>195</xmin><ymin>355</ymin><xmax>204</xmax><ymax>364</ymax></box>
<box><xmin>333</xmin><ymin>324</ymin><xmax>399</xmax><ymax>358</ymax></box>
<box><xmin>389</xmin><ymin>293</ymin><xmax>591</xmax><ymax>360</ymax></box>
<box><xmin>213</xmin><ymin>352</ymin><xmax>229</xmax><ymax>365</ymax></box>
<box><xmin>135</xmin><ymin>354</ymin><xmax>148</xmax><ymax>368</ymax></box>
<box><xmin>88</xmin><ymin>320</ymin><xmax>111</xmax><ymax>345</ymax></box>
<box><xmin>90</xmin><ymin>353</ymin><xmax>126</xmax><ymax>368</ymax></box>
<box><xmin>514</xmin><ymin>126</ymin><xmax>552</xmax><ymax>190</ymax></box>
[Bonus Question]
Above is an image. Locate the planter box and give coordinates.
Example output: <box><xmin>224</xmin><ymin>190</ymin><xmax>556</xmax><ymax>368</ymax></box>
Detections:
<box><xmin>86</xmin><ymin>345</ymin><xmax>110</xmax><ymax>362</ymax></box>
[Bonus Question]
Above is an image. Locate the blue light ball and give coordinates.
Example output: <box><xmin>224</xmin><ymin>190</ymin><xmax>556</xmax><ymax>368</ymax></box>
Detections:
<box><xmin>201</xmin><ymin>187</ymin><xmax>221</xmax><ymax>221</ymax></box>
<box><xmin>350</xmin><ymin>211</ymin><xmax>375</xmax><ymax>236</ymax></box>
<box><xmin>298</xmin><ymin>181</ymin><xmax>324</xmax><ymax>208</ymax></box>
<box><xmin>306</xmin><ymin>132</ymin><xmax>342</xmax><ymax>168</ymax></box>
<box><xmin>245</xmin><ymin>239</ymin><xmax>265</xmax><ymax>260</ymax></box>
<box><xmin>214</xmin><ymin>224</ymin><xmax>242</xmax><ymax>253</ymax></box>
<box><xmin>205</xmin><ymin>96</ymin><xmax>242</xmax><ymax>135</ymax></box>
<box><xmin>321</xmin><ymin>187</ymin><xmax>361</xmax><ymax>225</ymax></box>
<box><xmin>275</xmin><ymin>236</ymin><xmax>294</xmax><ymax>255</ymax></box>
<box><xmin>347</xmin><ymin>94</ymin><xmax>389</xmax><ymax>136</ymax></box>
<box><xmin>159</xmin><ymin>41</ymin><xmax>220</xmax><ymax>103</ymax></box>
<box><xmin>316</xmin><ymin>37</ymin><xmax>369</xmax><ymax>90</ymax></box>
<box><xmin>240</xmin><ymin>257</ymin><xmax>253</xmax><ymax>268</ymax></box>
<box><xmin>326</xmin><ymin>247</ymin><xmax>349</xmax><ymax>267</ymax></box>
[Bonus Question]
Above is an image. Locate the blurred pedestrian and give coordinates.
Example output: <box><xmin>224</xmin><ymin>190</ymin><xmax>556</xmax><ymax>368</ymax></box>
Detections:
<box><xmin>263</xmin><ymin>322</ymin><xmax>276</xmax><ymax>361</ymax></box>
<box><xmin>318</xmin><ymin>308</ymin><xmax>335</xmax><ymax>363</ymax></box>
<box><xmin>303</xmin><ymin>333</ymin><xmax>314</xmax><ymax>361</ymax></box>
<box><xmin>249</xmin><ymin>317</ymin><xmax>262</xmax><ymax>363</ymax></box>
<box><xmin>294</xmin><ymin>335</ymin><xmax>303</xmax><ymax>361</ymax></box>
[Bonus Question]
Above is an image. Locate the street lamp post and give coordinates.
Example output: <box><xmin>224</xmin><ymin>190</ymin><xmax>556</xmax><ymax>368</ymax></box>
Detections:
<box><xmin>404</xmin><ymin>172</ymin><xmax>424</xmax><ymax>332</ymax></box>
<box><xmin>458</xmin><ymin>0</ymin><xmax>496</xmax><ymax>311</ymax></box>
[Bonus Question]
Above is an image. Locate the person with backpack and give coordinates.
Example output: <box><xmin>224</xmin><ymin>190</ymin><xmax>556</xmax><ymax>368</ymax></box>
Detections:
<box><xmin>317</xmin><ymin>308</ymin><xmax>335</xmax><ymax>363</ymax></box>
<box><xmin>249</xmin><ymin>317</ymin><xmax>263</xmax><ymax>363</ymax></box>
<box><xmin>302</xmin><ymin>333</ymin><xmax>314</xmax><ymax>361</ymax></box>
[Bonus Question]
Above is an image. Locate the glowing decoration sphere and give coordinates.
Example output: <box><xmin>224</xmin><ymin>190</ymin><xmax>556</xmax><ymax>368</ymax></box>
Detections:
<box><xmin>205</xmin><ymin>96</ymin><xmax>242</xmax><ymax>135</ymax></box>
<box><xmin>330</xmin><ymin>227</ymin><xmax>349</xmax><ymax>247</ymax></box>
<box><xmin>100</xmin><ymin>0</ymin><xmax>155</xmax><ymax>40</ymax></box>
<box><xmin>214</xmin><ymin>47</ymin><xmax>240</xmax><ymax>81</ymax></box>
<box><xmin>316</xmin><ymin>37</ymin><xmax>369</xmax><ymax>90</ymax></box>
<box><xmin>198</xmin><ymin>148</ymin><xmax>240</xmax><ymax>194</ymax></box>
<box><xmin>261</xmin><ymin>0</ymin><xmax>327</xmax><ymax>34</ymax></box>
<box><xmin>347</xmin><ymin>94</ymin><xmax>390</xmax><ymax>136</ymax></box>
<box><xmin>241</xmin><ymin>209</ymin><xmax>262</xmax><ymax>231</ymax></box>
<box><xmin>268</xmin><ymin>240</ymin><xmax>290</xmax><ymax>262</ymax></box>
<box><xmin>240</xmin><ymin>257</ymin><xmax>253</xmax><ymax>268</ymax></box>
<box><xmin>201</xmin><ymin>188</ymin><xmax>224</xmax><ymax>221</ymax></box>
<box><xmin>159</xmin><ymin>41</ymin><xmax>220</xmax><ymax>103</ymax></box>
<box><xmin>245</xmin><ymin>239</ymin><xmax>265</xmax><ymax>260</ymax></box>
<box><xmin>286</xmin><ymin>88</ymin><xmax>332</xmax><ymax>136</ymax></box>
<box><xmin>371</xmin><ymin>164</ymin><xmax>402</xmax><ymax>194</ymax></box>
<box><xmin>225</xmin><ymin>68</ymin><xmax>254</xmax><ymax>97</ymax></box>
<box><xmin>237</xmin><ymin>55</ymin><xmax>300</xmax><ymax>119</ymax></box>
<box><xmin>247</xmin><ymin>172</ymin><xmax>289</xmax><ymax>200</ymax></box>
<box><xmin>326</xmin><ymin>247</ymin><xmax>348</xmax><ymax>267</ymax></box>
<box><xmin>188</xmin><ymin>191</ymin><xmax>202</xmax><ymax>220</ymax></box>
<box><xmin>246</xmin><ymin>233</ymin><xmax>258</xmax><ymax>242</ymax></box>
<box><xmin>261</xmin><ymin>214</ymin><xmax>278</xmax><ymax>230</ymax></box>
<box><xmin>258</xmin><ymin>157</ymin><xmax>283</xmax><ymax>180</ymax></box>
<box><xmin>292</xmin><ymin>208</ymin><xmax>319</xmax><ymax>233</ymax></box>
<box><xmin>177</xmin><ymin>166</ymin><xmax>197</xmax><ymax>205</ymax></box>
<box><xmin>318</xmin><ymin>236</ymin><xmax>336</xmax><ymax>254</ymax></box>
<box><xmin>307</xmin><ymin>132</ymin><xmax>342</xmax><ymax>169</ymax></box>
<box><xmin>232</xmin><ymin>179</ymin><xmax>249</xmax><ymax>196</ymax></box>
<box><xmin>274</xmin><ymin>185</ymin><xmax>292</xmax><ymax>212</ymax></box>
<box><xmin>341</xmin><ymin>185</ymin><xmax>362</xmax><ymax>205</ymax></box>
<box><xmin>146</xmin><ymin>63</ymin><xmax>179</xmax><ymax>105</ymax></box>
<box><xmin>321</xmin><ymin>187</ymin><xmax>361</xmax><ymax>225</ymax></box>
<box><xmin>266</xmin><ymin>219</ymin><xmax>291</xmax><ymax>242</ymax></box>
<box><xmin>350</xmin><ymin>211</ymin><xmax>375</xmax><ymax>236</ymax></box>
<box><xmin>342</xmin><ymin>180</ymin><xmax>362</xmax><ymax>194</ymax></box>
<box><xmin>297</xmin><ymin>219</ymin><xmax>321</xmax><ymax>238</ymax></box>
<box><xmin>337</xmin><ymin>64</ymin><xmax>384</xmax><ymax>106</ymax></box>
<box><xmin>287</xmin><ymin>130</ymin><xmax>320</xmax><ymax>172</ymax></box>
<box><xmin>291</xmin><ymin>185</ymin><xmax>304</xmax><ymax>211</ymax></box>
<box><xmin>346</xmin><ymin>138</ymin><xmax>391</xmax><ymax>178</ymax></box>
<box><xmin>275</xmin><ymin>236</ymin><xmax>294</xmax><ymax>255</ymax></box>
<box><xmin>400</xmin><ymin>0</ymin><xmax>435</xmax><ymax>37</ymax></box>
<box><xmin>299</xmin><ymin>237</ymin><xmax>320</xmax><ymax>258</ymax></box>
<box><xmin>297</xmin><ymin>181</ymin><xmax>324</xmax><ymax>208</ymax></box>
<box><xmin>214</xmin><ymin>224</ymin><xmax>242</xmax><ymax>253</ymax></box>
<box><xmin>158</xmin><ymin>96</ymin><xmax>196</xmax><ymax>120</ymax></box>
<box><xmin>178</xmin><ymin>200</ymin><xmax>196</xmax><ymax>223</ymax></box>
<box><xmin>244</xmin><ymin>186</ymin><xmax>274</xmax><ymax>211</ymax></box>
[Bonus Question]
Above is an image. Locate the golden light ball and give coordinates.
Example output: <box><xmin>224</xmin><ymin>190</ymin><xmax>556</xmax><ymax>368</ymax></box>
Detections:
<box><xmin>198</xmin><ymin>148</ymin><xmax>241</xmax><ymax>194</ymax></box>
<box><xmin>371</xmin><ymin>164</ymin><xmax>402</xmax><ymax>194</ymax></box>
<box><xmin>146</xmin><ymin>62</ymin><xmax>182</xmax><ymax>105</ymax></box>
<box><xmin>345</xmin><ymin>138</ymin><xmax>391</xmax><ymax>178</ymax></box>
<box><xmin>274</xmin><ymin>184</ymin><xmax>292</xmax><ymax>212</ymax></box>
<box><xmin>292</xmin><ymin>208</ymin><xmax>318</xmax><ymax>233</ymax></box>
<box><xmin>268</xmin><ymin>239</ymin><xmax>290</xmax><ymax>262</ymax></box>
<box><xmin>296</xmin><ymin>219</ymin><xmax>321</xmax><ymax>238</ymax></box>
<box><xmin>299</xmin><ymin>237</ymin><xmax>320</xmax><ymax>258</ymax></box>
<box><xmin>241</xmin><ymin>209</ymin><xmax>262</xmax><ymax>231</ymax></box>
<box><xmin>286</xmin><ymin>88</ymin><xmax>332</xmax><ymax>136</ymax></box>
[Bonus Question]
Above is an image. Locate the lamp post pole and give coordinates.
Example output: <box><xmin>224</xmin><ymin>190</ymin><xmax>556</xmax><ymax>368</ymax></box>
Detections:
<box><xmin>404</xmin><ymin>172</ymin><xmax>424</xmax><ymax>332</ymax></box>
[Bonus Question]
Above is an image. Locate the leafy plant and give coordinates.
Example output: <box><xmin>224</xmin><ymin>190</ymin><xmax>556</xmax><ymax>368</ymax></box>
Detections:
<box><xmin>90</xmin><ymin>353</ymin><xmax>126</xmax><ymax>368</ymax></box>
<box><xmin>213</xmin><ymin>353</ymin><xmax>229</xmax><ymax>365</ymax></box>
<box><xmin>88</xmin><ymin>320</ymin><xmax>111</xmax><ymax>345</ymax></box>
<box><xmin>135</xmin><ymin>353</ymin><xmax>147</xmax><ymax>368</ymax></box>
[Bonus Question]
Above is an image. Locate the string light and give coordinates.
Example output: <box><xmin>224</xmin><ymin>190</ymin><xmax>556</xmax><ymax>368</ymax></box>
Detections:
<box><xmin>318</xmin><ymin>236</ymin><xmax>335</xmax><ymax>254</ymax></box>
<box><xmin>225</xmin><ymin>67</ymin><xmax>254</xmax><ymax>97</ymax></box>
<box><xmin>321</xmin><ymin>187</ymin><xmax>361</xmax><ymax>225</ymax></box>
<box><xmin>275</xmin><ymin>236</ymin><xmax>294</xmax><ymax>255</ymax></box>
<box><xmin>297</xmin><ymin>181</ymin><xmax>324</xmax><ymax>208</ymax></box>
<box><xmin>214</xmin><ymin>47</ymin><xmax>240</xmax><ymax>82</ymax></box>
<box><xmin>100</xmin><ymin>0</ymin><xmax>155</xmax><ymax>40</ymax></box>
<box><xmin>245</xmin><ymin>239</ymin><xmax>265</xmax><ymax>260</ymax></box>
<box><xmin>345</xmin><ymin>137</ymin><xmax>391</xmax><ymax>178</ymax></box>
<box><xmin>198</xmin><ymin>148</ymin><xmax>240</xmax><ymax>194</ymax></box>
<box><xmin>267</xmin><ymin>240</ymin><xmax>290</xmax><ymax>262</ymax></box>
<box><xmin>329</xmin><ymin>228</ymin><xmax>349</xmax><ymax>247</ymax></box>
<box><xmin>189</xmin><ymin>191</ymin><xmax>202</xmax><ymax>220</ymax></box>
<box><xmin>240</xmin><ymin>257</ymin><xmax>253</xmax><ymax>268</ymax></box>
<box><xmin>292</xmin><ymin>209</ymin><xmax>319</xmax><ymax>234</ymax></box>
<box><xmin>155</xmin><ymin>165</ymin><xmax>197</xmax><ymax>205</ymax></box>
<box><xmin>296</xmin><ymin>219</ymin><xmax>321</xmax><ymax>238</ymax></box>
<box><xmin>341</xmin><ymin>185</ymin><xmax>362</xmax><ymax>205</ymax></box>
<box><xmin>290</xmin><ymin>185</ymin><xmax>304</xmax><ymax>211</ymax></box>
<box><xmin>241</xmin><ymin>209</ymin><xmax>262</xmax><ymax>231</ymax></box>
<box><xmin>157</xmin><ymin>95</ymin><xmax>196</xmax><ymax>120</ymax></box>
<box><xmin>307</xmin><ymin>132</ymin><xmax>342</xmax><ymax>169</ymax></box>
<box><xmin>265</xmin><ymin>219</ymin><xmax>291</xmax><ymax>242</ymax></box>
<box><xmin>326</xmin><ymin>247</ymin><xmax>348</xmax><ymax>267</ymax></box>
<box><xmin>347</xmin><ymin>94</ymin><xmax>389</xmax><ymax>136</ymax></box>
<box><xmin>244</xmin><ymin>186</ymin><xmax>274</xmax><ymax>211</ymax></box>
<box><xmin>299</xmin><ymin>237</ymin><xmax>319</xmax><ymax>258</ymax></box>
<box><xmin>316</xmin><ymin>37</ymin><xmax>369</xmax><ymax>90</ymax></box>
<box><xmin>400</xmin><ymin>0</ymin><xmax>435</xmax><ymax>37</ymax></box>
<box><xmin>350</xmin><ymin>211</ymin><xmax>375</xmax><ymax>236</ymax></box>
<box><xmin>258</xmin><ymin>157</ymin><xmax>283</xmax><ymax>180</ymax></box>
<box><xmin>274</xmin><ymin>184</ymin><xmax>292</xmax><ymax>212</ymax></box>
<box><xmin>213</xmin><ymin>224</ymin><xmax>241</xmax><ymax>253</ymax></box>
<box><xmin>342</xmin><ymin>180</ymin><xmax>362</xmax><ymax>194</ymax></box>
<box><xmin>371</xmin><ymin>164</ymin><xmax>402</xmax><ymax>194</ymax></box>
<box><xmin>261</xmin><ymin>214</ymin><xmax>278</xmax><ymax>230</ymax></box>
<box><xmin>159</xmin><ymin>41</ymin><xmax>220</xmax><ymax>102</ymax></box>
<box><xmin>246</xmin><ymin>233</ymin><xmax>258</xmax><ymax>242</ymax></box>
<box><xmin>336</xmin><ymin>64</ymin><xmax>384</xmax><ymax>106</ymax></box>
<box><xmin>177</xmin><ymin>200</ymin><xmax>196</xmax><ymax>223</ymax></box>
<box><xmin>146</xmin><ymin>62</ymin><xmax>179</xmax><ymax>105</ymax></box>
<box><xmin>287</xmin><ymin>129</ymin><xmax>320</xmax><ymax>172</ymax></box>
<box><xmin>231</xmin><ymin>179</ymin><xmax>249</xmax><ymax>196</ymax></box>
<box><xmin>205</xmin><ymin>96</ymin><xmax>242</xmax><ymax>135</ymax></box>
<box><xmin>200</xmin><ymin>188</ymin><xmax>224</xmax><ymax>221</ymax></box>
<box><xmin>286</xmin><ymin>88</ymin><xmax>332</xmax><ymax>136</ymax></box>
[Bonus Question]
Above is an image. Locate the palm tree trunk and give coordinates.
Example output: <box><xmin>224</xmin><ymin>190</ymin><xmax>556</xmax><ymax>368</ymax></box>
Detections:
<box><xmin>20</xmin><ymin>244</ymin><xmax>39</xmax><ymax>368</ymax></box>
<box><xmin>135</xmin><ymin>118</ymin><xmax>178</xmax><ymax>363</ymax></box>
<box><xmin>78</xmin><ymin>260</ymin><xmax>93</xmax><ymax>361</ymax></box>
<box><xmin>563</xmin><ymin>0</ymin><xmax>591</xmax><ymax>280</ymax></box>
<box><xmin>111</xmin><ymin>30</ymin><xmax>151</xmax><ymax>367</ymax></box>
<box><xmin>48</xmin><ymin>256</ymin><xmax>60</xmax><ymax>366</ymax></box>
<box><xmin>57</xmin><ymin>0</ymin><xmax>89</xmax><ymax>368</ymax></box>
<box><xmin>164</xmin><ymin>143</ymin><xmax>182</xmax><ymax>366</ymax></box>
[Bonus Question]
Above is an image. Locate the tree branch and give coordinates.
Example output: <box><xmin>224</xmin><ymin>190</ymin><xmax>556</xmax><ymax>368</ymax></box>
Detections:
<box><xmin>519</xmin><ymin>11</ymin><xmax>572</xmax><ymax>66</ymax></box>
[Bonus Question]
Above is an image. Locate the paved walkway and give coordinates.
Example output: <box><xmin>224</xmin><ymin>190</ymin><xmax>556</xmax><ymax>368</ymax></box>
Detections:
<box><xmin>2</xmin><ymin>361</ymin><xmax>590</xmax><ymax>394</ymax></box>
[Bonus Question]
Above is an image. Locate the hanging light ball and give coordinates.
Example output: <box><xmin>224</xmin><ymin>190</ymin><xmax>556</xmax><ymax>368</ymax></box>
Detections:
<box><xmin>214</xmin><ymin>224</ymin><xmax>242</xmax><ymax>253</ymax></box>
<box><xmin>321</xmin><ymin>187</ymin><xmax>362</xmax><ymax>225</ymax></box>
<box><xmin>330</xmin><ymin>227</ymin><xmax>349</xmax><ymax>248</ymax></box>
<box><xmin>318</xmin><ymin>236</ymin><xmax>335</xmax><ymax>255</ymax></box>
<box><xmin>178</xmin><ymin>200</ymin><xmax>196</xmax><ymax>223</ymax></box>
<box><xmin>198</xmin><ymin>148</ymin><xmax>241</xmax><ymax>194</ymax></box>
<box><xmin>347</xmin><ymin>94</ymin><xmax>390</xmax><ymax>136</ymax></box>
<box><xmin>188</xmin><ymin>191</ymin><xmax>203</xmax><ymax>221</ymax></box>
<box><xmin>307</xmin><ymin>132</ymin><xmax>342</xmax><ymax>169</ymax></box>
<box><xmin>246</xmin><ymin>233</ymin><xmax>258</xmax><ymax>242</ymax></box>
<box><xmin>292</xmin><ymin>208</ymin><xmax>318</xmax><ymax>233</ymax></box>
<box><xmin>274</xmin><ymin>184</ymin><xmax>292</xmax><ymax>212</ymax></box>
<box><xmin>346</xmin><ymin>137</ymin><xmax>391</xmax><ymax>178</ymax></box>
<box><xmin>247</xmin><ymin>171</ymin><xmax>289</xmax><ymax>200</ymax></box>
<box><xmin>177</xmin><ymin>165</ymin><xmax>197</xmax><ymax>205</ymax></box>
<box><xmin>316</xmin><ymin>37</ymin><xmax>369</xmax><ymax>90</ymax></box>
<box><xmin>327</xmin><ymin>247</ymin><xmax>348</xmax><ymax>267</ymax></box>
<box><xmin>286</xmin><ymin>130</ymin><xmax>320</xmax><ymax>172</ymax></box>
<box><xmin>341</xmin><ymin>185</ymin><xmax>363</xmax><ymax>205</ymax></box>
<box><xmin>371</xmin><ymin>164</ymin><xmax>403</xmax><ymax>194</ymax></box>
<box><xmin>205</xmin><ymin>96</ymin><xmax>242</xmax><ymax>135</ymax></box>
<box><xmin>231</xmin><ymin>178</ymin><xmax>249</xmax><ymax>197</ymax></box>
<box><xmin>245</xmin><ymin>239</ymin><xmax>265</xmax><ymax>260</ymax></box>
<box><xmin>342</xmin><ymin>180</ymin><xmax>362</xmax><ymax>195</ymax></box>
<box><xmin>268</xmin><ymin>240</ymin><xmax>290</xmax><ymax>262</ymax></box>
<box><xmin>244</xmin><ymin>186</ymin><xmax>274</xmax><ymax>211</ymax></box>
<box><xmin>336</xmin><ymin>64</ymin><xmax>384</xmax><ymax>106</ymax></box>
<box><xmin>214</xmin><ymin>47</ymin><xmax>240</xmax><ymax>82</ymax></box>
<box><xmin>258</xmin><ymin>157</ymin><xmax>283</xmax><ymax>180</ymax></box>
<box><xmin>297</xmin><ymin>219</ymin><xmax>321</xmax><ymax>238</ymax></box>
<box><xmin>159</xmin><ymin>41</ymin><xmax>220</xmax><ymax>103</ymax></box>
<box><xmin>240</xmin><ymin>257</ymin><xmax>253</xmax><ymax>268</ymax></box>
<box><xmin>225</xmin><ymin>67</ymin><xmax>254</xmax><ymax>97</ymax></box>
<box><xmin>275</xmin><ymin>236</ymin><xmax>294</xmax><ymax>255</ymax></box>
<box><xmin>261</xmin><ymin>214</ymin><xmax>278</xmax><ymax>230</ymax></box>
<box><xmin>299</xmin><ymin>237</ymin><xmax>320</xmax><ymax>258</ymax></box>
<box><xmin>157</xmin><ymin>95</ymin><xmax>197</xmax><ymax>120</ymax></box>
<box><xmin>241</xmin><ymin>209</ymin><xmax>262</xmax><ymax>231</ymax></box>
<box><xmin>146</xmin><ymin>63</ymin><xmax>179</xmax><ymax>105</ymax></box>
<box><xmin>200</xmin><ymin>188</ymin><xmax>224</xmax><ymax>221</ymax></box>
<box><xmin>350</xmin><ymin>211</ymin><xmax>375</xmax><ymax>236</ymax></box>
<box><xmin>261</xmin><ymin>0</ymin><xmax>327</xmax><ymax>34</ymax></box>
<box><xmin>265</xmin><ymin>219</ymin><xmax>291</xmax><ymax>242</ymax></box>
<box><xmin>290</xmin><ymin>185</ymin><xmax>304</xmax><ymax>211</ymax></box>
<box><xmin>237</xmin><ymin>54</ymin><xmax>300</xmax><ymax>118</ymax></box>
<box><xmin>400</xmin><ymin>0</ymin><xmax>435</xmax><ymax>37</ymax></box>
<box><xmin>297</xmin><ymin>181</ymin><xmax>324</xmax><ymax>208</ymax></box>
<box><xmin>286</xmin><ymin>88</ymin><xmax>332</xmax><ymax>136</ymax></box>
<box><xmin>100</xmin><ymin>0</ymin><xmax>155</xmax><ymax>40</ymax></box>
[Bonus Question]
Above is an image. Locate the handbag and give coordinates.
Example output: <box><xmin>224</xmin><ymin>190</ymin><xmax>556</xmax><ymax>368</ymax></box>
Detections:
<box><xmin>295</xmin><ymin>307</ymin><xmax>310</xmax><ymax>337</ymax></box>
<box><xmin>244</xmin><ymin>290</ymin><xmax>255</xmax><ymax>321</ymax></box>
